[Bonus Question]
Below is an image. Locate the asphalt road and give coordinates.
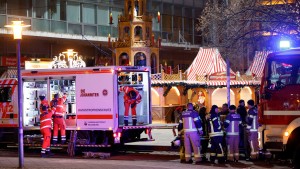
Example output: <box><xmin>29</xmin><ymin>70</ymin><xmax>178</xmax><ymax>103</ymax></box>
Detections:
<box><xmin>0</xmin><ymin>147</ymin><xmax>293</xmax><ymax>169</ymax></box>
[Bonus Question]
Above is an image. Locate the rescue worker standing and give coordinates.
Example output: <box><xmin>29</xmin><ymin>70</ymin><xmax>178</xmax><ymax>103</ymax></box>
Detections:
<box><xmin>178</xmin><ymin>103</ymin><xmax>202</xmax><ymax>164</ymax></box>
<box><xmin>51</xmin><ymin>93</ymin><xmax>67</xmax><ymax>144</ymax></box>
<box><xmin>199</xmin><ymin>106</ymin><xmax>209</xmax><ymax>162</ymax></box>
<box><xmin>237</xmin><ymin>99</ymin><xmax>250</xmax><ymax>160</ymax></box>
<box><xmin>119</xmin><ymin>86</ymin><xmax>142</xmax><ymax>126</ymax></box>
<box><xmin>208</xmin><ymin>105</ymin><xmax>225</xmax><ymax>164</ymax></box>
<box><xmin>246</xmin><ymin>99</ymin><xmax>259</xmax><ymax>160</ymax></box>
<box><xmin>39</xmin><ymin>95</ymin><xmax>55</xmax><ymax>157</ymax></box>
<box><xmin>223</xmin><ymin>105</ymin><xmax>242</xmax><ymax>162</ymax></box>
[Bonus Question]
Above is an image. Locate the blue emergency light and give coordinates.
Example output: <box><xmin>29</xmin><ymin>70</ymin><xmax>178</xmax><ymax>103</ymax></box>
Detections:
<box><xmin>279</xmin><ymin>40</ymin><xmax>290</xmax><ymax>49</ymax></box>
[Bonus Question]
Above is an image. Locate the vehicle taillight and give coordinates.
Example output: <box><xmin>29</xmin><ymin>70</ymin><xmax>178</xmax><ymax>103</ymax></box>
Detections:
<box><xmin>113</xmin><ymin>132</ymin><xmax>122</xmax><ymax>138</ymax></box>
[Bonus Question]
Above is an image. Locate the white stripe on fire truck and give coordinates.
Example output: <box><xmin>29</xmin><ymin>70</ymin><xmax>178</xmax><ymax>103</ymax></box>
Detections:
<box><xmin>264</xmin><ymin>111</ymin><xmax>300</xmax><ymax>116</ymax></box>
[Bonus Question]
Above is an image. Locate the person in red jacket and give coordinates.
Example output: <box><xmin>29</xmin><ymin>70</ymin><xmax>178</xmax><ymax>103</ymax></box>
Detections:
<box><xmin>119</xmin><ymin>86</ymin><xmax>142</xmax><ymax>126</ymax></box>
<box><xmin>39</xmin><ymin>95</ymin><xmax>55</xmax><ymax>158</ymax></box>
<box><xmin>51</xmin><ymin>93</ymin><xmax>67</xmax><ymax>144</ymax></box>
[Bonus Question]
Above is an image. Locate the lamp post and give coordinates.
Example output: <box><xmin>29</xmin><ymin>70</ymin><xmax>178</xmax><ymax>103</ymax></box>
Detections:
<box><xmin>5</xmin><ymin>21</ymin><xmax>30</xmax><ymax>168</ymax></box>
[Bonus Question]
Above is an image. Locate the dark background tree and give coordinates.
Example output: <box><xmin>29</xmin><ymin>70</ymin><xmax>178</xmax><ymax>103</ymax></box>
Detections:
<box><xmin>196</xmin><ymin>0</ymin><xmax>300</xmax><ymax>72</ymax></box>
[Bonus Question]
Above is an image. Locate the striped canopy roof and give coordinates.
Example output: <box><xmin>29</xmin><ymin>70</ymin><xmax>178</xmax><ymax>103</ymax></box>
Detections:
<box><xmin>246</xmin><ymin>51</ymin><xmax>272</xmax><ymax>78</ymax></box>
<box><xmin>0</xmin><ymin>68</ymin><xmax>17</xmax><ymax>79</ymax></box>
<box><xmin>185</xmin><ymin>48</ymin><xmax>234</xmax><ymax>81</ymax></box>
<box><xmin>151</xmin><ymin>79</ymin><xmax>260</xmax><ymax>87</ymax></box>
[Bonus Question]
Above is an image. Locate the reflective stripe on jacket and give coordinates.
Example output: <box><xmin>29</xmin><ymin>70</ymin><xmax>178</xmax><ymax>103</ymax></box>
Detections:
<box><xmin>247</xmin><ymin>107</ymin><xmax>258</xmax><ymax>132</ymax></box>
<box><xmin>224</xmin><ymin>112</ymin><xmax>241</xmax><ymax>135</ymax></box>
<box><xmin>178</xmin><ymin>110</ymin><xmax>202</xmax><ymax>133</ymax></box>
<box><xmin>208</xmin><ymin>112</ymin><xmax>223</xmax><ymax>137</ymax></box>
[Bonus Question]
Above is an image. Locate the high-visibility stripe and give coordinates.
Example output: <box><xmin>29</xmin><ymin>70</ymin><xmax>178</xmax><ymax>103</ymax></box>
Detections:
<box><xmin>189</xmin><ymin>117</ymin><xmax>193</xmax><ymax>129</ymax></box>
<box><xmin>264</xmin><ymin>110</ymin><xmax>300</xmax><ymax>116</ymax></box>
<box><xmin>55</xmin><ymin>113</ymin><xmax>64</xmax><ymax>116</ymax></box>
<box><xmin>219</xmin><ymin>143</ymin><xmax>224</xmax><ymax>156</ymax></box>
<box><xmin>253</xmin><ymin>116</ymin><xmax>257</xmax><ymax>130</ymax></box>
<box><xmin>41</xmin><ymin>125</ymin><xmax>51</xmax><ymax>129</ymax></box>
<box><xmin>184</xmin><ymin>129</ymin><xmax>198</xmax><ymax>132</ymax></box>
<box><xmin>40</xmin><ymin>118</ymin><xmax>51</xmax><ymax>123</ymax></box>
<box><xmin>209</xmin><ymin>121</ymin><xmax>214</xmax><ymax>134</ymax></box>
<box><xmin>209</xmin><ymin>132</ymin><xmax>223</xmax><ymax>137</ymax></box>
<box><xmin>77</xmin><ymin>114</ymin><xmax>113</xmax><ymax>119</ymax></box>
<box><xmin>227</xmin><ymin>132</ymin><xmax>239</xmax><ymax>136</ymax></box>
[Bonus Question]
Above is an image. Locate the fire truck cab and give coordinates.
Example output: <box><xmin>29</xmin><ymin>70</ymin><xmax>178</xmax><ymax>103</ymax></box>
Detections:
<box><xmin>0</xmin><ymin>66</ymin><xmax>153</xmax><ymax>153</ymax></box>
<box><xmin>259</xmin><ymin>48</ymin><xmax>300</xmax><ymax>160</ymax></box>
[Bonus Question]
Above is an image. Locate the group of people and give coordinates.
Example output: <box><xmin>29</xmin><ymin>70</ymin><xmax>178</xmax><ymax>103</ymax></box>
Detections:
<box><xmin>176</xmin><ymin>99</ymin><xmax>259</xmax><ymax>164</ymax></box>
<box><xmin>39</xmin><ymin>93</ymin><xmax>67</xmax><ymax>158</ymax></box>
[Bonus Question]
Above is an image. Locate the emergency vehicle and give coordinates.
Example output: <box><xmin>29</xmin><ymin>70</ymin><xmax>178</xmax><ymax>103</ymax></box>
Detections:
<box><xmin>0</xmin><ymin>66</ymin><xmax>153</xmax><ymax>154</ymax></box>
<box><xmin>258</xmin><ymin>48</ymin><xmax>300</xmax><ymax>159</ymax></box>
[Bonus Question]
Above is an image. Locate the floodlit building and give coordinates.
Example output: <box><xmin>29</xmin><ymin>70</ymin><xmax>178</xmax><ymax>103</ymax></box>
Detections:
<box><xmin>0</xmin><ymin>0</ymin><xmax>204</xmax><ymax>72</ymax></box>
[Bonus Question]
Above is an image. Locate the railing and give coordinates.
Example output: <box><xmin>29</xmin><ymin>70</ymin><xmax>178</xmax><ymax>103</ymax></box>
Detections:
<box><xmin>151</xmin><ymin>70</ymin><xmax>185</xmax><ymax>81</ymax></box>
<box><xmin>179</xmin><ymin>30</ymin><xmax>191</xmax><ymax>50</ymax></box>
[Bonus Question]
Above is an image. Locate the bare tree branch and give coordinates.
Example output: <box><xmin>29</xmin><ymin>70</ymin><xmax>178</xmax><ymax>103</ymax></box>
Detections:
<box><xmin>196</xmin><ymin>0</ymin><xmax>300</xmax><ymax>72</ymax></box>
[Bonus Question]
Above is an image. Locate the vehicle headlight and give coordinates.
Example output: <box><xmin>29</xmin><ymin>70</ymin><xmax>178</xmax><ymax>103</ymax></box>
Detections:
<box><xmin>284</xmin><ymin>131</ymin><xmax>289</xmax><ymax>137</ymax></box>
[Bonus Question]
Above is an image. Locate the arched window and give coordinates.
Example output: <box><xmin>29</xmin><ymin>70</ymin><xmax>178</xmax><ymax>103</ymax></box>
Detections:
<box><xmin>240</xmin><ymin>87</ymin><xmax>252</xmax><ymax>103</ymax></box>
<box><xmin>134</xmin><ymin>26</ymin><xmax>142</xmax><ymax>41</ymax></box>
<box><xmin>151</xmin><ymin>53</ymin><xmax>156</xmax><ymax>73</ymax></box>
<box><xmin>124</xmin><ymin>26</ymin><xmax>130</xmax><ymax>40</ymax></box>
<box><xmin>134</xmin><ymin>52</ymin><xmax>146</xmax><ymax>66</ymax></box>
<box><xmin>211</xmin><ymin>88</ymin><xmax>235</xmax><ymax>107</ymax></box>
<box><xmin>119</xmin><ymin>53</ymin><xmax>129</xmax><ymax>66</ymax></box>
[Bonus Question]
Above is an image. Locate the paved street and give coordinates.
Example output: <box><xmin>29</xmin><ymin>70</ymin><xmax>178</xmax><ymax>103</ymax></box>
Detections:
<box><xmin>0</xmin><ymin>129</ymin><xmax>293</xmax><ymax>169</ymax></box>
<box><xmin>0</xmin><ymin>150</ymin><xmax>292</xmax><ymax>169</ymax></box>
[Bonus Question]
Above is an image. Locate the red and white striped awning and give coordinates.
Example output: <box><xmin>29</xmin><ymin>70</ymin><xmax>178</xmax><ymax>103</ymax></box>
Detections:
<box><xmin>0</xmin><ymin>78</ymin><xmax>18</xmax><ymax>85</ymax></box>
<box><xmin>151</xmin><ymin>79</ymin><xmax>260</xmax><ymax>87</ymax></box>
<box><xmin>246</xmin><ymin>51</ymin><xmax>272</xmax><ymax>78</ymax></box>
<box><xmin>185</xmin><ymin>48</ymin><xmax>234</xmax><ymax>81</ymax></box>
<box><xmin>0</xmin><ymin>69</ymin><xmax>18</xmax><ymax>79</ymax></box>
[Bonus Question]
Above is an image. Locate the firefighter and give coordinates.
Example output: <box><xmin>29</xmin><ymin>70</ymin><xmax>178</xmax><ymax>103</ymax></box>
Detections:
<box><xmin>39</xmin><ymin>95</ymin><xmax>55</xmax><ymax>158</ymax></box>
<box><xmin>237</xmin><ymin>99</ymin><xmax>250</xmax><ymax>160</ymax></box>
<box><xmin>198</xmin><ymin>106</ymin><xmax>209</xmax><ymax>162</ymax></box>
<box><xmin>178</xmin><ymin>103</ymin><xmax>202</xmax><ymax>164</ymax></box>
<box><xmin>208</xmin><ymin>105</ymin><xmax>225</xmax><ymax>164</ymax></box>
<box><xmin>119</xmin><ymin>86</ymin><xmax>142</xmax><ymax>126</ymax></box>
<box><xmin>246</xmin><ymin>99</ymin><xmax>259</xmax><ymax>160</ymax></box>
<box><xmin>51</xmin><ymin>93</ymin><xmax>67</xmax><ymax>144</ymax></box>
<box><xmin>223</xmin><ymin>105</ymin><xmax>242</xmax><ymax>162</ymax></box>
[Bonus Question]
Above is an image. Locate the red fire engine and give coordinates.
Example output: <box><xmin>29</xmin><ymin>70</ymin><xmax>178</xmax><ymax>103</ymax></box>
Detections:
<box><xmin>259</xmin><ymin>48</ymin><xmax>300</xmax><ymax>160</ymax></box>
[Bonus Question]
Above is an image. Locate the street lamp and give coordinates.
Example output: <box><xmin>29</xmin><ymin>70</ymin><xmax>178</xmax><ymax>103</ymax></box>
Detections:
<box><xmin>5</xmin><ymin>20</ymin><xmax>30</xmax><ymax>168</ymax></box>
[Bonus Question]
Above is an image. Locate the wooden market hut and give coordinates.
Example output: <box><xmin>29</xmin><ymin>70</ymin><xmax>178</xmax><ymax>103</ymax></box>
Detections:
<box><xmin>151</xmin><ymin>48</ymin><xmax>265</xmax><ymax>123</ymax></box>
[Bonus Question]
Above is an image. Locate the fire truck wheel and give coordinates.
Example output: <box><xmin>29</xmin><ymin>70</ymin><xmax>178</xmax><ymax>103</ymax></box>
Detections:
<box><xmin>293</xmin><ymin>143</ymin><xmax>300</xmax><ymax>169</ymax></box>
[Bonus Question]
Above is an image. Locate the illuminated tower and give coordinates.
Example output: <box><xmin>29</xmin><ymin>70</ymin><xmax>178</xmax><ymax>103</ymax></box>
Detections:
<box><xmin>112</xmin><ymin>0</ymin><xmax>160</xmax><ymax>73</ymax></box>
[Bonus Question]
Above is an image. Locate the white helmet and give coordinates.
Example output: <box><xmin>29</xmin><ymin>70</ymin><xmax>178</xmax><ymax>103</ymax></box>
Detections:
<box><xmin>174</xmin><ymin>139</ymin><xmax>181</xmax><ymax>146</ymax></box>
